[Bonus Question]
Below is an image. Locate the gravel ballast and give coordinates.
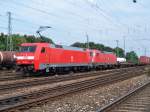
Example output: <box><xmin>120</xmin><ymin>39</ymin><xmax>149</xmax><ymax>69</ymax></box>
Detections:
<box><xmin>24</xmin><ymin>74</ymin><xmax>150</xmax><ymax>112</ymax></box>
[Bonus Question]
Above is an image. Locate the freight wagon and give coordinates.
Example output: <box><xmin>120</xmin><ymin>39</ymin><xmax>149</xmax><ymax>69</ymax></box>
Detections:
<box><xmin>139</xmin><ymin>56</ymin><xmax>150</xmax><ymax>64</ymax></box>
<box><xmin>0</xmin><ymin>51</ymin><xmax>16</xmax><ymax>69</ymax></box>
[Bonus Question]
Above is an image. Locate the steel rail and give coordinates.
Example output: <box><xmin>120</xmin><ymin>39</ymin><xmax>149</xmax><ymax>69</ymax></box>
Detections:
<box><xmin>0</xmin><ymin>67</ymin><xmax>144</xmax><ymax>93</ymax></box>
<box><xmin>0</xmin><ymin>68</ymin><xmax>145</xmax><ymax>112</ymax></box>
<box><xmin>97</xmin><ymin>81</ymin><xmax>150</xmax><ymax>112</ymax></box>
<box><xmin>0</xmin><ymin>66</ymin><xmax>146</xmax><ymax>82</ymax></box>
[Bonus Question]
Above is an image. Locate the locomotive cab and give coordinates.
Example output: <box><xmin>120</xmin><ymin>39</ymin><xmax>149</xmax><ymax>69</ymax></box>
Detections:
<box><xmin>16</xmin><ymin>43</ymin><xmax>50</xmax><ymax>72</ymax></box>
<box><xmin>16</xmin><ymin>45</ymin><xmax>36</xmax><ymax>64</ymax></box>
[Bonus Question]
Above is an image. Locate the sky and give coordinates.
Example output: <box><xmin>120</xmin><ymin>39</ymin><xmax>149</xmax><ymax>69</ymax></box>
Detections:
<box><xmin>0</xmin><ymin>0</ymin><xmax>150</xmax><ymax>56</ymax></box>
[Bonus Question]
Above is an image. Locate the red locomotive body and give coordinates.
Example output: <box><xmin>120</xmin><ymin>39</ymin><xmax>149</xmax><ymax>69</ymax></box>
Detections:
<box><xmin>139</xmin><ymin>56</ymin><xmax>150</xmax><ymax>64</ymax></box>
<box><xmin>90</xmin><ymin>50</ymin><xmax>117</xmax><ymax>64</ymax></box>
<box><xmin>104</xmin><ymin>53</ymin><xmax>117</xmax><ymax>64</ymax></box>
<box><xmin>16</xmin><ymin>43</ymin><xmax>50</xmax><ymax>71</ymax></box>
<box><xmin>16</xmin><ymin>43</ymin><xmax>91</xmax><ymax>72</ymax></box>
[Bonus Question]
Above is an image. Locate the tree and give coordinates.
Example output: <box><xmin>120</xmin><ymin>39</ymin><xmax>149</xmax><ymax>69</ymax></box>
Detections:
<box><xmin>71</xmin><ymin>42</ymin><xmax>107</xmax><ymax>51</ymax></box>
<box><xmin>0</xmin><ymin>33</ymin><xmax>54</xmax><ymax>51</ymax></box>
<box><xmin>71</xmin><ymin>42</ymin><xmax>86</xmax><ymax>48</ymax></box>
<box><xmin>71</xmin><ymin>41</ymin><xmax>126</xmax><ymax>55</ymax></box>
<box><xmin>126</xmin><ymin>51</ymin><xmax>138</xmax><ymax>63</ymax></box>
<box><xmin>0</xmin><ymin>33</ymin><xmax>6</xmax><ymax>50</ymax></box>
<box><xmin>114</xmin><ymin>47</ymin><xmax>125</xmax><ymax>57</ymax></box>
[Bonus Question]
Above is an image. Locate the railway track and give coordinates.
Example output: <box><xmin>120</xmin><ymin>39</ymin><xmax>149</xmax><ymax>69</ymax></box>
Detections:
<box><xmin>0</xmin><ymin>68</ymin><xmax>120</xmax><ymax>82</ymax></box>
<box><xmin>0</xmin><ymin>66</ymin><xmax>146</xmax><ymax>112</ymax></box>
<box><xmin>0</xmin><ymin>70</ymin><xmax>16</xmax><ymax>75</ymax></box>
<box><xmin>98</xmin><ymin>81</ymin><xmax>150</xmax><ymax>112</ymax></box>
<box><xmin>0</xmin><ymin>70</ymin><xmax>23</xmax><ymax>81</ymax></box>
<box><xmin>0</xmin><ymin>76</ymin><xmax>25</xmax><ymax>82</ymax></box>
<box><xmin>0</xmin><ymin>74</ymin><xmax>25</xmax><ymax>82</ymax></box>
<box><xmin>0</xmin><ymin>66</ymin><xmax>145</xmax><ymax>94</ymax></box>
<box><xmin>0</xmin><ymin>65</ymin><xmax>146</xmax><ymax>81</ymax></box>
<box><xmin>0</xmin><ymin>66</ymin><xmax>145</xmax><ymax>82</ymax></box>
<box><xmin>0</xmin><ymin>65</ymin><xmax>146</xmax><ymax>82</ymax></box>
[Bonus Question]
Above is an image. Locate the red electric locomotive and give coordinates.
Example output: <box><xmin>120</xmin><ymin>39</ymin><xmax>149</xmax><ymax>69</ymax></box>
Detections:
<box><xmin>90</xmin><ymin>50</ymin><xmax>117</xmax><ymax>69</ymax></box>
<box><xmin>16</xmin><ymin>43</ymin><xmax>118</xmax><ymax>74</ymax></box>
<box><xmin>16</xmin><ymin>43</ymin><xmax>92</xmax><ymax>73</ymax></box>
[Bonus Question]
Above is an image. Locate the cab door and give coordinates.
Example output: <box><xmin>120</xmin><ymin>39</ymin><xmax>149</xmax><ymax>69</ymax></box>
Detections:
<box><xmin>39</xmin><ymin>47</ymin><xmax>49</xmax><ymax>64</ymax></box>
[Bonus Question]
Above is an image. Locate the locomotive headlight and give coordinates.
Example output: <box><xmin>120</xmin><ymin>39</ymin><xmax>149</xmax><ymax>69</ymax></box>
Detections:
<box><xmin>16</xmin><ymin>56</ymin><xmax>34</xmax><ymax>60</ymax></box>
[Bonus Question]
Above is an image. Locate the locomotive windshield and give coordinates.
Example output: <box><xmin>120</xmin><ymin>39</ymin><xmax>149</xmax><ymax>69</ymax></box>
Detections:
<box><xmin>20</xmin><ymin>46</ymin><xmax>36</xmax><ymax>52</ymax></box>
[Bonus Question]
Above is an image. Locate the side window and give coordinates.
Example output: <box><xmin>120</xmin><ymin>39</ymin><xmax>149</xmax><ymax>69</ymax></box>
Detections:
<box><xmin>41</xmin><ymin>47</ymin><xmax>45</xmax><ymax>53</ymax></box>
<box><xmin>55</xmin><ymin>45</ymin><xmax>63</xmax><ymax>48</ymax></box>
<box><xmin>90</xmin><ymin>52</ymin><xmax>93</xmax><ymax>57</ymax></box>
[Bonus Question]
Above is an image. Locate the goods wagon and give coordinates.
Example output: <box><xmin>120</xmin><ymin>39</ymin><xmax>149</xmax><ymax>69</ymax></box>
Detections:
<box><xmin>117</xmin><ymin>58</ymin><xmax>126</xmax><ymax>63</ymax></box>
<box><xmin>0</xmin><ymin>51</ymin><xmax>16</xmax><ymax>69</ymax></box>
<box><xmin>139</xmin><ymin>56</ymin><xmax>150</xmax><ymax>64</ymax></box>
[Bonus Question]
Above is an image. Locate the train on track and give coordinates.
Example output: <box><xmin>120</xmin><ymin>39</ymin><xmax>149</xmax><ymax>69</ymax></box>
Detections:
<box><xmin>13</xmin><ymin>42</ymin><xmax>150</xmax><ymax>74</ymax></box>
<box><xmin>15</xmin><ymin>43</ymin><xmax>118</xmax><ymax>73</ymax></box>
<box><xmin>139</xmin><ymin>56</ymin><xmax>150</xmax><ymax>64</ymax></box>
<box><xmin>0</xmin><ymin>42</ymin><xmax>150</xmax><ymax>74</ymax></box>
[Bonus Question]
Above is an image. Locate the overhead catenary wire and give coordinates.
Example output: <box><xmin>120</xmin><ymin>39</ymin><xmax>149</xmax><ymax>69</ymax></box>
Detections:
<box><xmin>0</xmin><ymin>0</ymin><xmax>149</xmax><ymax>56</ymax></box>
<box><xmin>97</xmin><ymin>0</ymin><xmax>146</xmax><ymax>53</ymax></box>
<box><xmin>84</xmin><ymin>0</ymin><xmax>126</xmax><ymax>29</ymax></box>
<box><xmin>98</xmin><ymin>0</ymin><xmax>123</xmax><ymax>26</ymax></box>
<box><xmin>1</xmin><ymin>0</ymin><xmax>148</xmax><ymax>35</ymax></box>
<box><xmin>0</xmin><ymin>26</ymin><xmax>7</xmax><ymax>30</ymax></box>
<box><xmin>31</xmin><ymin>0</ymin><xmax>122</xmax><ymax>30</ymax></box>
<box><xmin>0</xmin><ymin>0</ymin><xmax>126</xmax><ymax>36</ymax></box>
<box><xmin>64</xmin><ymin>0</ymin><xmax>135</xmax><ymax>48</ymax></box>
<box><xmin>64</xmin><ymin>0</ymin><xmax>121</xmax><ymax>29</ymax></box>
<box><xmin>62</xmin><ymin>0</ymin><xmax>127</xmax><ymax>44</ymax></box>
<box><xmin>0</xmin><ymin>10</ymin><xmax>88</xmax><ymax>36</ymax></box>
<box><xmin>11</xmin><ymin>15</ymin><xmax>87</xmax><ymax>40</ymax></box>
<box><xmin>3</xmin><ymin>0</ymin><xmax>114</xmax><ymax>32</ymax></box>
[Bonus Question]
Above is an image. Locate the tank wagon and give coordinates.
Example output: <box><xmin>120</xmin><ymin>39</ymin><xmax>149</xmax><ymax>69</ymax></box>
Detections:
<box><xmin>117</xmin><ymin>58</ymin><xmax>126</xmax><ymax>63</ymax></box>
<box><xmin>15</xmin><ymin>43</ymin><xmax>118</xmax><ymax>74</ymax></box>
<box><xmin>0</xmin><ymin>51</ymin><xmax>16</xmax><ymax>69</ymax></box>
<box><xmin>116</xmin><ymin>57</ymin><xmax>134</xmax><ymax>67</ymax></box>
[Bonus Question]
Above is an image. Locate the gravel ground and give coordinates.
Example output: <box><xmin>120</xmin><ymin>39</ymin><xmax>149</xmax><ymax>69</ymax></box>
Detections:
<box><xmin>23</xmin><ymin>74</ymin><xmax>150</xmax><ymax>112</ymax></box>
